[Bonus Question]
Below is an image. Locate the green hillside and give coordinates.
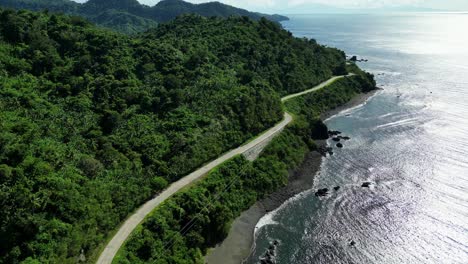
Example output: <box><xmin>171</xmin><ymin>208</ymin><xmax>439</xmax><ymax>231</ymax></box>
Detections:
<box><xmin>0</xmin><ymin>9</ymin><xmax>350</xmax><ymax>263</ymax></box>
<box><xmin>0</xmin><ymin>0</ymin><xmax>289</xmax><ymax>34</ymax></box>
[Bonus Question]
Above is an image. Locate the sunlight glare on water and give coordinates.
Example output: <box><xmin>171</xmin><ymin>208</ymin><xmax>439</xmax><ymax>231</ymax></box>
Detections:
<box><xmin>399</xmin><ymin>14</ymin><xmax>468</xmax><ymax>56</ymax></box>
<box><xmin>247</xmin><ymin>13</ymin><xmax>468</xmax><ymax>264</ymax></box>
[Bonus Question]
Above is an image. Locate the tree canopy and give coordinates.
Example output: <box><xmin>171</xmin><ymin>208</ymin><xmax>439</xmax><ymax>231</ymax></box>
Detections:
<box><xmin>0</xmin><ymin>9</ymin><xmax>358</xmax><ymax>263</ymax></box>
<box><xmin>115</xmin><ymin>72</ymin><xmax>377</xmax><ymax>264</ymax></box>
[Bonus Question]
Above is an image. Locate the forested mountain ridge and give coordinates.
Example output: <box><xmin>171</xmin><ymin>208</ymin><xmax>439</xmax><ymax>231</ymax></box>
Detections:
<box><xmin>151</xmin><ymin>0</ymin><xmax>288</xmax><ymax>23</ymax></box>
<box><xmin>0</xmin><ymin>0</ymin><xmax>157</xmax><ymax>33</ymax></box>
<box><xmin>0</xmin><ymin>0</ymin><xmax>289</xmax><ymax>33</ymax></box>
<box><xmin>0</xmin><ymin>8</ymin><xmax>350</xmax><ymax>263</ymax></box>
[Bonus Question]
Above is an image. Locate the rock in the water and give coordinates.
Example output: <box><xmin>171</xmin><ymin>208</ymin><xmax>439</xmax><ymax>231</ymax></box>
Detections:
<box><xmin>362</xmin><ymin>182</ymin><xmax>371</xmax><ymax>188</ymax></box>
<box><xmin>336</xmin><ymin>143</ymin><xmax>344</xmax><ymax>148</ymax></box>
<box><xmin>260</xmin><ymin>258</ymin><xmax>274</xmax><ymax>264</ymax></box>
<box><xmin>349</xmin><ymin>56</ymin><xmax>368</xmax><ymax>62</ymax></box>
<box><xmin>328</xmin><ymin>130</ymin><xmax>342</xmax><ymax>136</ymax></box>
<box><xmin>260</xmin><ymin>240</ymin><xmax>279</xmax><ymax>264</ymax></box>
<box><xmin>340</xmin><ymin>136</ymin><xmax>351</xmax><ymax>140</ymax></box>
<box><xmin>350</xmin><ymin>241</ymin><xmax>356</xmax><ymax>246</ymax></box>
<box><xmin>334</xmin><ymin>186</ymin><xmax>340</xmax><ymax>191</ymax></box>
<box><xmin>332</xmin><ymin>137</ymin><xmax>341</xmax><ymax>142</ymax></box>
<box><xmin>315</xmin><ymin>188</ymin><xmax>329</xmax><ymax>197</ymax></box>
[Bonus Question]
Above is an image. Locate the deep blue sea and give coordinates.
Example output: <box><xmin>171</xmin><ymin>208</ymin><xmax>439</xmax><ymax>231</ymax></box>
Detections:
<box><xmin>247</xmin><ymin>13</ymin><xmax>468</xmax><ymax>264</ymax></box>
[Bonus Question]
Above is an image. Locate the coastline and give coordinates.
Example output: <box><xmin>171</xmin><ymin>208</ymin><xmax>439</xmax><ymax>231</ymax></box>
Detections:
<box><xmin>205</xmin><ymin>88</ymin><xmax>381</xmax><ymax>264</ymax></box>
<box><xmin>321</xmin><ymin>88</ymin><xmax>382</xmax><ymax>121</ymax></box>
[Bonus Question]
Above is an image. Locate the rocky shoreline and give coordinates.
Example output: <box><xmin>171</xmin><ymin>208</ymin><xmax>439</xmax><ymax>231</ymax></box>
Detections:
<box><xmin>205</xmin><ymin>89</ymin><xmax>381</xmax><ymax>264</ymax></box>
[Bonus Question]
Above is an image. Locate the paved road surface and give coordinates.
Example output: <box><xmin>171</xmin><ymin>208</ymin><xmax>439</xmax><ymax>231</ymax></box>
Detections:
<box><xmin>96</xmin><ymin>75</ymin><xmax>349</xmax><ymax>264</ymax></box>
<box><xmin>281</xmin><ymin>74</ymin><xmax>353</xmax><ymax>102</ymax></box>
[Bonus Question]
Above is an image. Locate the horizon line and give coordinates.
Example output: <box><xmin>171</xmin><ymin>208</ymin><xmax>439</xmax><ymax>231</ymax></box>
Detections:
<box><xmin>278</xmin><ymin>11</ymin><xmax>468</xmax><ymax>15</ymax></box>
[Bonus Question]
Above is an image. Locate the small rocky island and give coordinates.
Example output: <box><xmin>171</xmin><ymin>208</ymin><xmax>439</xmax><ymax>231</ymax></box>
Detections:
<box><xmin>260</xmin><ymin>240</ymin><xmax>280</xmax><ymax>264</ymax></box>
<box><xmin>362</xmin><ymin>182</ymin><xmax>372</xmax><ymax>188</ymax></box>
<box><xmin>349</xmin><ymin>55</ymin><xmax>368</xmax><ymax>62</ymax></box>
<box><xmin>315</xmin><ymin>188</ymin><xmax>329</xmax><ymax>197</ymax></box>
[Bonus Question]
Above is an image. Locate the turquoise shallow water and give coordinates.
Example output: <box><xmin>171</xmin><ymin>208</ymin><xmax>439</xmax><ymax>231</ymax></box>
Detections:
<box><xmin>247</xmin><ymin>14</ymin><xmax>468</xmax><ymax>264</ymax></box>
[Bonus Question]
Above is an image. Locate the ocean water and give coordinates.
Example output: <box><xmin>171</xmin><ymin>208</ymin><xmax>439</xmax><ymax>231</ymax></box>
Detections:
<box><xmin>247</xmin><ymin>14</ymin><xmax>468</xmax><ymax>264</ymax></box>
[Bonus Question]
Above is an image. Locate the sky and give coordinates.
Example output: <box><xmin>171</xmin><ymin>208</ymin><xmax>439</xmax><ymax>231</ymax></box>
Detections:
<box><xmin>73</xmin><ymin>0</ymin><xmax>468</xmax><ymax>13</ymax></box>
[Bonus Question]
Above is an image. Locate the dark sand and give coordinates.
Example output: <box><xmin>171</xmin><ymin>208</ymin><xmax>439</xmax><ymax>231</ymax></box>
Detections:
<box><xmin>205</xmin><ymin>89</ymin><xmax>381</xmax><ymax>264</ymax></box>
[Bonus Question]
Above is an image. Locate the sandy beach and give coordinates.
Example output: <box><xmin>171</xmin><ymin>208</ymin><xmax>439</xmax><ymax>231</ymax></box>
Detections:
<box><xmin>205</xmin><ymin>88</ymin><xmax>381</xmax><ymax>264</ymax></box>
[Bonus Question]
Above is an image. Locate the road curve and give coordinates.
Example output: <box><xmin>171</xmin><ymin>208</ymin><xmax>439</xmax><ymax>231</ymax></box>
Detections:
<box><xmin>96</xmin><ymin>75</ymin><xmax>349</xmax><ymax>264</ymax></box>
<box><xmin>281</xmin><ymin>74</ymin><xmax>353</xmax><ymax>102</ymax></box>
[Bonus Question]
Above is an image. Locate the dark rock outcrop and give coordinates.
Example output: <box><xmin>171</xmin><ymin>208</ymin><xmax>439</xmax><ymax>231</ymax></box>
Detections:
<box><xmin>362</xmin><ymin>182</ymin><xmax>371</xmax><ymax>188</ymax></box>
<box><xmin>317</xmin><ymin>146</ymin><xmax>334</xmax><ymax>157</ymax></box>
<box><xmin>260</xmin><ymin>240</ymin><xmax>279</xmax><ymax>264</ymax></box>
<box><xmin>336</xmin><ymin>143</ymin><xmax>344</xmax><ymax>148</ymax></box>
<box><xmin>328</xmin><ymin>130</ymin><xmax>342</xmax><ymax>136</ymax></box>
<box><xmin>315</xmin><ymin>188</ymin><xmax>329</xmax><ymax>197</ymax></box>
<box><xmin>348</xmin><ymin>55</ymin><xmax>368</xmax><ymax>62</ymax></box>
<box><xmin>311</xmin><ymin>119</ymin><xmax>330</xmax><ymax>140</ymax></box>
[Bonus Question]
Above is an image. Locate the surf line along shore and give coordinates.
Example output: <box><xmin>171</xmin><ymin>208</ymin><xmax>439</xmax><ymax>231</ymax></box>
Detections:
<box><xmin>97</xmin><ymin>75</ymin><xmax>351</xmax><ymax>264</ymax></box>
<box><xmin>205</xmin><ymin>79</ymin><xmax>381</xmax><ymax>264</ymax></box>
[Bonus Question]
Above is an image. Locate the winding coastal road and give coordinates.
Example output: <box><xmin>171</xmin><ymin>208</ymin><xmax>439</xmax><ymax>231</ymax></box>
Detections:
<box><xmin>96</xmin><ymin>74</ymin><xmax>350</xmax><ymax>264</ymax></box>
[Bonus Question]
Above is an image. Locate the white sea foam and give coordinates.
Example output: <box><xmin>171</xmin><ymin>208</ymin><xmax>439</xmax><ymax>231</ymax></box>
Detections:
<box><xmin>254</xmin><ymin>187</ymin><xmax>318</xmax><ymax>236</ymax></box>
<box><xmin>253</xmin><ymin>211</ymin><xmax>278</xmax><ymax>236</ymax></box>
<box><xmin>372</xmin><ymin>70</ymin><xmax>402</xmax><ymax>76</ymax></box>
<box><xmin>324</xmin><ymin>101</ymin><xmax>367</xmax><ymax>121</ymax></box>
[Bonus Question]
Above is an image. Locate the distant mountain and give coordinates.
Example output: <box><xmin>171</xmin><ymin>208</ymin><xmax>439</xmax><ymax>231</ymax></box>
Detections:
<box><xmin>0</xmin><ymin>0</ymin><xmax>155</xmax><ymax>33</ymax></box>
<box><xmin>151</xmin><ymin>0</ymin><xmax>288</xmax><ymax>23</ymax></box>
<box><xmin>84</xmin><ymin>0</ymin><xmax>144</xmax><ymax>11</ymax></box>
<box><xmin>0</xmin><ymin>0</ymin><xmax>289</xmax><ymax>33</ymax></box>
